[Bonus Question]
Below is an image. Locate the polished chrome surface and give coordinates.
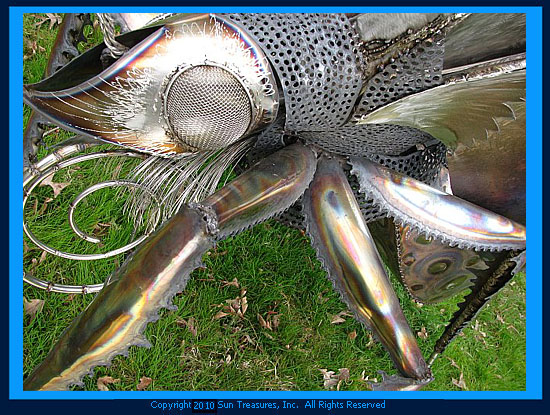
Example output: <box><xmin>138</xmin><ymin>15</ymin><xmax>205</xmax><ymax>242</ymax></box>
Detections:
<box><xmin>203</xmin><ymin>143</ymin><xmax>317</xmax><ymax>238</ymax></box>
<box><xmin>447</xmin><ymin>102</ymin><xmax>526</xmax><ymax>224</ymax></box>
<box><xmin>304</xmin><ymin>156</ymin><xmax>431</xmax><ymax>382</ymax></box>
<box><xmin>24</xmin><ymin>207</ymin><xmax>212</xmax><ymax>391</ymax></box>
<box><xmin>24</xmin><ymin>14</ymin><xmax>279</xmax><ymax>156</ymax></box>
<box><xmin>24</xmin><ymin>143</ymin><xmax>315</xmax><ymax>390</ymax></box>
<box><xmin>397</xmin><ymin>225</ymin><xmax>484</xmax><ymax>303</ymax></box>
<box><xmin>351</xmin><ymin>158</ymin><xmax>526</xmax><ymax>251</ymax></box>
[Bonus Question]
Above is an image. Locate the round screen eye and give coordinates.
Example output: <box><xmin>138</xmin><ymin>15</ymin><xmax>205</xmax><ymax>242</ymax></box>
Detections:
<box><xmin>164</xmin><ymin>65</ymin><xmax>253</xmax><ymax>150</ymax></box>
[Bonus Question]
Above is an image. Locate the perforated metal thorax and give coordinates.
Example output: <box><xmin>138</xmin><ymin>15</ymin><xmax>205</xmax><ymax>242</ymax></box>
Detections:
<box><xmin>227</xmin><ymin>13</ymin><xmax>364</xmax><ymax>132</ymax></box>
<box><xmin>225</xmin><ymin>13</ymin><xmax>448</xmax><ymax>228</ymax></box>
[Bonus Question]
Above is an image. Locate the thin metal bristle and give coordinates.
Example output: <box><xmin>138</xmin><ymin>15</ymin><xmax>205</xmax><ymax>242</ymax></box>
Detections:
<box><xmin>121</xmin><ymin>139</ymin><xmax>253</xmax><ymax>229</ymax></box>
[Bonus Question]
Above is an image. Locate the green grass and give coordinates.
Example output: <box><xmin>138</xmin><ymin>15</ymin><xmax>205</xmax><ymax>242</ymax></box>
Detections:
<box><xmin>22</xmin><ymin>13</ymin><xmax>526</xmax><ymax>392</ymax></box>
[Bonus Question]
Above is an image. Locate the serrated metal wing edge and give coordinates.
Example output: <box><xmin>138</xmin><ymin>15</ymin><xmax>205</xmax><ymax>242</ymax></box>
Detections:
<box><xmin>349</xmin><ymin>157</ymin><xmax>526</xmax><ymax>252</ymax></box>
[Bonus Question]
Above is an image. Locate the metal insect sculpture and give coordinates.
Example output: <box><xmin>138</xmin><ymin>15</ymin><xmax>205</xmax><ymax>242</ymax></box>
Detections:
<box><xmin>22</xmin><ymin>12</ymin><xmax>526</xmax><ymax>391</ymax></box>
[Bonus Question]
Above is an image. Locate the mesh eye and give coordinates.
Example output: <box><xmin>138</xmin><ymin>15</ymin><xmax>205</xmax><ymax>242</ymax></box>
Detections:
<box><xmin>164</xmin><ymin>65</ymin><xmax>253</xmax><ymax>150</ymax></box>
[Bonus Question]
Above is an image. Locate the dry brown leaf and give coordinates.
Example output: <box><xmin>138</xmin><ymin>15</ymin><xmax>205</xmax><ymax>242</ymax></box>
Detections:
<box><xmin>241</xmin><ymin>296</ymin><xmax>248</xmax><ymax>315</ymax></box>
<box><xmin>317</xmin><ymin>290</ymin><xmax>330</xmax><ymax>304</ymax></box>
<box><xmin>137</xmin><ymin>376</ymin><xmax>152</xmax><ymax>391</ymax></box>
<box><xmin>186</xmin><ymin>317</ymin><xmax>197</xmax><ymax>337</ymax></box>
<box><xmin>473</xmin><ymin>320</ymin><xmax>487</xmax><ymax>338</ymax></box>
<box><xmin>348</xmin><ymin>330</ymin><xmax>357</xmax><ymax>341</ymax></box>
<box><xmin>452</xmin><ymin>372</ymin><xmax>468</xmax><ymax>390</ymax></box>
<box><xmin>271</xmin><ymin>314</ymin><xmax>280</xmax><ymax>330</ymax></box>
<box><xmin>221</xmin><ymin>278</ymin><xmax>239</xmax><ymax>288</ymax></box>
<box><xmin>207</xmin><ymin>249</ymin><xmax>228</xmax><ymax>258</ymax></box>
<box><xmin>97</xmin><ymin>376</ymin><xmax>119</xmax><ymax>391</ymax></box>
<box><xmin>213</xmin><ymin>310</ymin><xmax>229</xmax><ymax>320</ymax></box>
<box><xmin>258</xmin><ymin>313</ymin><xmax>270</xmax><ymax>330</ymax></box>
<box><xmin>62</xmin><ymin>293</ymin><xmax>76</xmax><ymax>305</ymax></box>
<box><xmin>24</xmin><ymin>298</ymin><xmax>44</xmax><ymax>322</ymax></box>
<box><xmin>39</xmin><ymin>173</ymin><xmax>70</xmax><ymax>198</ymax></box>
<box><xmin>496</xmin><ymin>313</ymin><xmax>506</xmax><ymax>324</ymax></box>
<box><xmin>417</xmin><ymin>326</ymin><xmax>429</xmax><ymax>340</ymax></box>
<box><xmin>331</xmin><ymin>315</ymin><xmax>345</xmax><ymax>324</ymax></box>
<box><xmin>338</xmin><ymin>368</ymin><xmax>350</xmax><ymax>381</ymax></box>
<box><xmin>445</xmin><ymin>356</ymin><xmax>460</xmax><ymax>370</ymax></box>
<box><xmin>38</xmin><ymin>250</ymin><xmax>47</xmax><ymax>264</ymax></box>
<box><xmin>336</xmin><ymin>368</ymin><xmax>350</xmax><ymax>391</ymax></box>
<box><xmin>29</xmin><ymin>258</ymin><xmax>38</xmax><ymax>272</ymax></box>
<box><xmin>239</xmin><ymin>334</ymin><xmax>255</xmax><ymax>350</ymax></box>
<box><xmin>38</xmin><ymin>197</ymin><xmax>53</xmax><ymax>215</ymax></box>
<box><xmin>24</xmin><ymin>39</ymin><xmax>46</xmax><ymax>59</ymax></box>
<box><xmin>319</xmin><ymin>369</ymin><xmax>338</xmax><ymax>390</ymax></box>
<box><xmin>330</xmin><ymin>311</ymin><xmax>352</xmax><ymax>325</ymax></box>
<box><xmin>33</xmin><ymin>13</ymin><xmax>62</xmax><ymax>30</ymax></box>
<box><xmin>177</xmin><ymin>317</ymin><xmax>198</xmax><ymax>337</ymax></box>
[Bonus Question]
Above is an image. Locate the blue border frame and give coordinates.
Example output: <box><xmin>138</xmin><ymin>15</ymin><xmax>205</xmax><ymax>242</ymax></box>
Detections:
<box><xmin>10</xmin><ymin>6</ymin><xmax>543</xmax><ymax>400</ymax></box>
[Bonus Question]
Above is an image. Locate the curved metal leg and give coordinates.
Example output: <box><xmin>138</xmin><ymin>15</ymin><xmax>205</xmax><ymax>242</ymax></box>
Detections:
<box><xmin>24</xmin><ymin>143</ymin><xmax>316</xmax><ymax>390</ymax></box>
<box><xmin>303</xmin><ymin>155</ymin><xmax>432</xmax><ymax>391</ymax></box>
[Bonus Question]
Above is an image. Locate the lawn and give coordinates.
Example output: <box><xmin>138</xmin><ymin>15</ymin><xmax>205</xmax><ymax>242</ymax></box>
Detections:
<box><xmin>22</xmin><ymin>13</ymin><xmax>526</xmax><ymax>392</ymax></box>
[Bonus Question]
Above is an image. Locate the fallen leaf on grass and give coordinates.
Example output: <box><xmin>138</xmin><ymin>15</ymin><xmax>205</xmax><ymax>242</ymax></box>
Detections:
<box><xmin>258</xmin><ymin>311</ymin><xmax>280</xmax><ymax>331</ymax></box>
<box><xmin>473</xmin><ymin>320</ymin><xmax>487</xmax><ymax>338</ymax></box>
<box><xmin>37</xmin><ymin>198</ymin><xmax>53</xmax><ymax>215</ymax></box>
<box><xmin>97</xmin><ymin>376</ymin><xmax>119</xmax><ymax>391</ymax></box>
<box><xmin>330</xmin><ymin>310</ymin><xmax>352</xmax><ymax>325</ymax></box>
<box><xmin>23</xmin><ymin>39</ymin><xmax>45</xmax><ymax>60</ymax></box>
<box><xmin>417</xmin><ymin>326</ymin><xmax>428</xmax><ymax>340</ymax></box>
<box><xmin>207</xmin><ymin>249</ymin><xmax>228</xmax><ymax>258</ymax></box>
<box><xmin>445</xmin><ymin>356</ymin><xmax>460</xmax><ymax>370</ymax></box>
<box><xmin>176</xmin><ymin>317</ymin><xmax>198</xmax><ymax>337</ymax></box>
<box><xmin>92</xmin><ymin>222</ymin><xmax>113</xmax><ymax>238</ymax></box>
<box><xmin>258</xmin><ymin>313</ymin><xmax>269</xmax><ymax>329</ymax></box>
<box><xmin>62</xmin><ymin>294</ymin><xmax>76</xmax><ymax>305</ymax></box>
<box><xmin>213</xmin><ymin>310</ymin><xmax>229</xmax><ymax>320</ymax></box>
<box><xmin>320</xmin><ymin>369</ymin><xmax>337</xmax><ymax>389</ymax></box>
<box><xmin>452</xmin><ymin>372</ymin><xmax>468</xmax><ymax>390</ymax></box>
<box><xmin>39</xmin><ymin>173</ymin><xmax>70</xmax><ymax>198</ymax></box>
<box><xmin>221</xmin><ymin>278</ymin><xmax>239</xmax><ymax>288</ymax></box>
<box><xmin>317</xmin><ymin>290</ymin><xmax>330</xmax><ymax>304</ymax></box>
<box><xmin>319</xmin><ymin>368</ymin><xmax>350</xmax><ymax>390</ymax></box>
<box><xmin>348</xmin><ymin>330</ymin><xmax>357</xmax><ymax>340</ymax></box>
<box><xmin>24</xmin><ymin>298</ymin><xmax>44</xmax><ymax>322</ymax></box>
<box><xmin>33</xmin><ymin>13</ymin><xmax>63</xmax><ymax>29</ymax></box>
<box><xmin>239</xmin><ymin>334</ymin><xmax>255</xmax><ymax>350</ymax></box>
<box><xmin>137</xmin><ymin>377</ymin><xmax>152</xmax><ymax>391</ymax></box>
<box><xmin>213</xmin><ymin>291</ymin><xmax>248</xmax><ymax>320</ymax></box>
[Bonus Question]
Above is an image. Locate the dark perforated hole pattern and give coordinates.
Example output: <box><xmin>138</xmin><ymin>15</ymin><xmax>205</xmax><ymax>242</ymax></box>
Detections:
<box><xmin>299</xmin><ymin>123</ymin><xmax>435</xmax><ymax>156</ymax></box>
<box><xmin>226</xmin><ymin>13</ymin><xmax>363</xmax><ymax>132</ymax></box>
<box><xmin>352</xmin><ymin>35</ymin><xmax>445</xmax><ymax>119</ymax></box>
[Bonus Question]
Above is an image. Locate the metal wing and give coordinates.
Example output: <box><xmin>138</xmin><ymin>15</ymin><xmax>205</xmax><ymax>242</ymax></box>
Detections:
<box><xmin>357</xmin><ymin>69</ymin><xmax>525</xmax><ymax>150</ymax></box>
